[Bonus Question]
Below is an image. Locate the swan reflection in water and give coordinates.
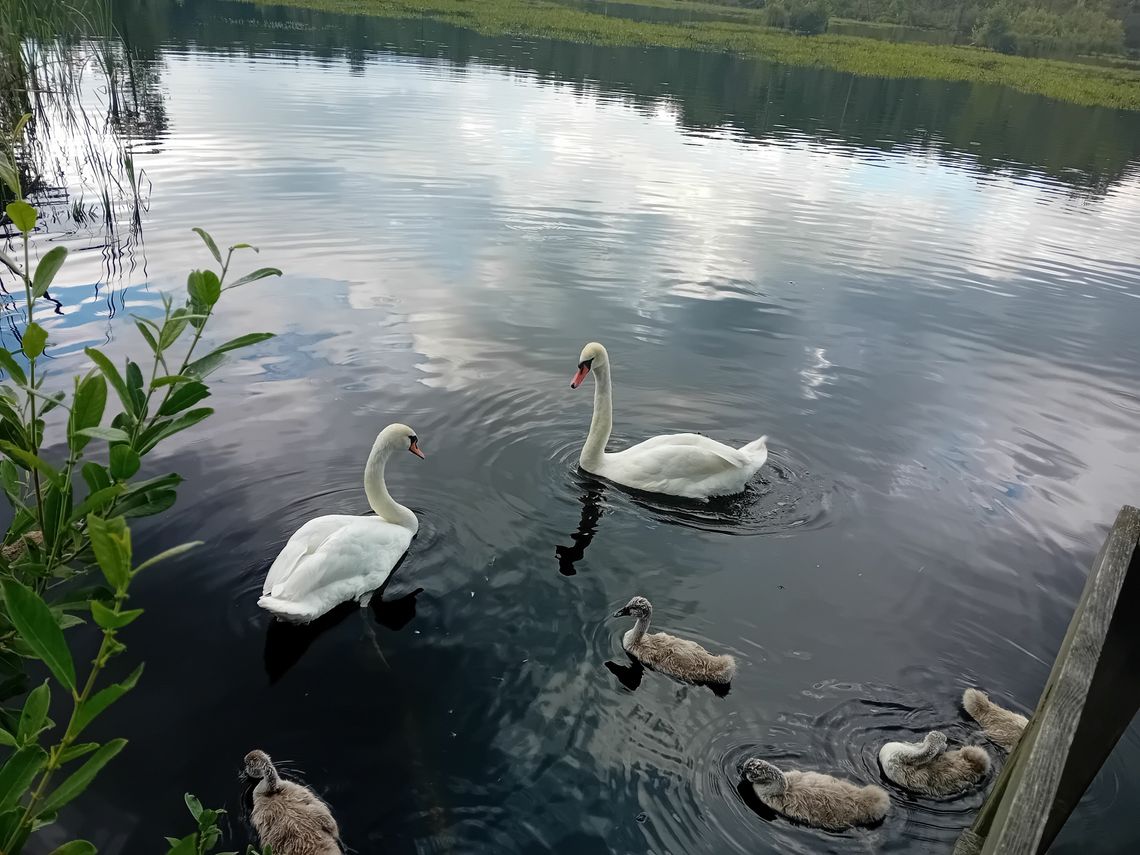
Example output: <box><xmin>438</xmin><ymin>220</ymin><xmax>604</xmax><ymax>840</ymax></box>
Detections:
<box><xmin>262</xmin><ymin>586</ymin><xmax>424</xmax><ymax>683</ymax></box>
<box><xmin>555</xmin><ymin>481</ymin><xmax>607</xmax><ymax>576</ymax></box>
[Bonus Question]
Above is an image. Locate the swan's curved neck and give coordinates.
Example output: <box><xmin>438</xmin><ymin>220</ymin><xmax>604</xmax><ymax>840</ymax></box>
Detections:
<box><xmin>581</xmin><ymin>363</ymin><xmax>613</xmax><ymax>469</ymax></box>
<box><xmin>256</xmin><ymin>763</ymin><xmax>282</xmax><ymax>795</ymax></box>
<box><xmin>627</xmin><ymin>611</ymin><xmax>651</xmax><ymax>646</ymax></box>
<box><xmin>896</xmin><ymin>738</ymin><xmax>941</xmax><ymax>766</ymax></box>
<box><xmin>364</xmin><ymin>443</ymin><xmax>418</xmax><ymax>532</ymax></box>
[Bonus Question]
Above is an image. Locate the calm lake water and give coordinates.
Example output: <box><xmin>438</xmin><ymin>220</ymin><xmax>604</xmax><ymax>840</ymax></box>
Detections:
<box><xmin>8</xmin><ymin>0</ymin><xmax>1140</xmax><ymax>852</ymax></box>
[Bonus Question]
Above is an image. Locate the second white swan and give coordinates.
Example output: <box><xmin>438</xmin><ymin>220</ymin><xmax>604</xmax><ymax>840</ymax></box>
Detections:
<box><xmin>570</xmin><ymin>342</ymin><xmax>768</xmax><ymax>499</ymax></box>
<box><xmin>258</xmin><ymin>423</ymin><xmax>425</xmax><ymax>623</ymax></box>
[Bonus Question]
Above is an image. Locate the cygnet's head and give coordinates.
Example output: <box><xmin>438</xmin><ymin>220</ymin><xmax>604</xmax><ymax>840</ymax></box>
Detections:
<box><xmin>244</xmin><ymin>750</ymin><xmax>274</xmax><ymax>779</ymax></box>
<box><xmin>923</xmin><ymin>730</ymin><xmax>949</xmax><ymax>752</ymax></box>
<box><xmin>741</xmin><ymin>758</ymin><xmax>785</xmax><ymax>791</ymax></box>
<box><xmin>380</xmin><ymin>422</ymin><xmax>425</xmax><ymax>459</ymax></box>
<box><xmin>613</xmin><ymin>595</ymin><xmax>652</xmax><ymax>619</ymax></box>
<box><xmin>570</xmin><ymin>342</ymin><xmax>608</xmax><ymax>389</ymax></box>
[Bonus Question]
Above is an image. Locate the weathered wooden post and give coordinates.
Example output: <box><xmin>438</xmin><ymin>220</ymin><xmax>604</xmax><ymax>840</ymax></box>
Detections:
<box><xmin>956</xmin><ymin>504</ymin><xmax>1140</xmax><ymax>855</ymax></box>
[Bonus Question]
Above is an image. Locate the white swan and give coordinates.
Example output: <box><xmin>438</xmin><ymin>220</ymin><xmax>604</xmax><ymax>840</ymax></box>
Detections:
<box><xmin>258</xmin><ymin>423</ymin><xmax>424</xmax><ymax>623</ymax></box>
<box><xmin>570</xmin><ymin>342</ymin><xmax>768</xmax><ymax>499</ymax></box>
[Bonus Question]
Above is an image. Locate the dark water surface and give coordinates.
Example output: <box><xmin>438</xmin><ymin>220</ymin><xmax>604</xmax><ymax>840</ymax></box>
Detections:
<box><xmin>8</xmin><ymin>0</ymin><xmax>1140</xmax><ymax>852</ymax></box>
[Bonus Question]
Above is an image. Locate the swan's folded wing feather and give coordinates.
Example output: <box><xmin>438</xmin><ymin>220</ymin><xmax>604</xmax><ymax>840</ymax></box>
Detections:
<box><xmin>624</xmin><ymin>433</ymin><xmax>746</xmax><ymax>465</ymax></box>
<box><xmin>609</xmin><ymin>442</ymin><xmax>743</xmax><ymax>493</ymax></box>
<box><xmin>263</xmin><ymin>515</ymin><xmax>355</xmax><ymax>595</ymax></box>
<box><xmin>265</xmin><ymin>517</ymin><xmax>411</xmax><ymax>600</ymax></box>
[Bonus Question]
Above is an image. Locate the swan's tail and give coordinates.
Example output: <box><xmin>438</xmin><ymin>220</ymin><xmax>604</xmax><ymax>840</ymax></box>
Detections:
<box><xmin>740</xmin><ymin>435</ymin><xmax>769</xmax><ymax>465</ymax></box>
<box><xmin>958</xmin><ymin>745</ymin><xmax>992</xmax><ymax>778</ymax></box>
<box><xmin>257</xmin><ymin>595</ymin><xmax>315</xmax><ymax>623</ymax></box>
<box><xmin>858</xmin><ymin>785</ymin><xmax>891</xmax><ymax>822</ymax></box>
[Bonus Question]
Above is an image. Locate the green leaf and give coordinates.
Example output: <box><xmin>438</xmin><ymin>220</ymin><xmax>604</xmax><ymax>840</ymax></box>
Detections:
<box><xmin>73</xmin><ymin>665</ymin><xmax>142</xmax><ymax>735</ymax></box>
<box><xmin>58</xmin><ymin>743</ymin><xmax>99</xmax><ymax>764</ymax></box>
<box><xmin>135</xmin><ymin>320</ymin><xmax>160</xmax><ymax>356</ymax></box>
<box><xmin>137</xmin><ymin>408</ymin><xmax>213</xmax><ymax>455</ymax></box>
<box><xmin>32</xmin><ymin>246</ymin><xmax>68</xmax><ymax>299</ymax></box>
<box><xmin>166</xmin><ymin>835</ymin><xmax>198</xmax><ymax>855</ymax></box>
<box><xmin>109</xmin><ymin>445</ymin><xmax>140</xmax><ymax>480</ymax></box>
<box><xmin>158</xmin><ymin>381</ymin><xmax>210</xmax><ymax>416</ymax></box>
<box><xmin>185</xmin><ymin>792</ymin><xmax>203</xmax><ymax>821</ymax></box>
<box><xmin>49</xmin><ymin>841</ymin><xmax>97</xmax><ymax>855</ymax></box>
<box><xmin>0</xmin><ymin>154</ymin><xmax>19</xmax><ymax>198</ymax></box>
<box><xmin>159</xmin><ymin>309</ymin><xmax>190</xmax><ymax>351</ymax></box>
<box><xmin>133</xmin><ymin>541</ymin><xmax>202</xmax><ymax>576</ymax></box>
<box><xmin>229</xmin><ymin>242</ymin><xmax>257</xmax><ymax>252</ymax></box>
<box><xmin>68</xmin><ymin>372</ymin><xmax>108</xmax><ymax>454</ymax></box>
<box><xmin>69</xmin><ymin>484</ymin><xmax>124</xmax><ymax>524</ymax></box>
<box><xmin>17</xmin><ymin>681</ymin><xmax>50</xmax><ymax>744</ymax></box>
<box><xmin>37</xmin><ymin>738</ymin><xmax>127</xmax><ymax>816</ymax></box>
<box><xmin>84</xmin><ymin>348</ymin><xmax>134</xmax><ymax>417</ymax></box>
<box><xmin>81</xmin><ymin>462</ymin><xmax>111</xmax><ymax>493</ymax></box>
<box><xmin>0</xmin><ymin>349</ymin><xmax>28</xmax><ymax>387</ymax></box>
<box><xmin>0</xmin><ymin>442</ymin><xmax>61</xmax><ymax>485</ymax></box>
<box><xmin>184</xmin><ymin>351</ymin><xmax>226</xmax><ymax>380</ymax></box>
<box><xmin>5</xmin><ymin>201</ymin><xmax>36</xmax><ymax>235</ymax></box>
<box><xmin>77</xmin><ymin>426</ymin><xmax>130</xmax><ymax>443</ymax></box>
<box><xmin>90</xmin><ymin>600</ymin><xmax>143</xmax><ymax>629</ymax></box>
<box><xmin>187</xmin><ymin>269</ymin><xmax>221</xmax><ymax>308</ymax></box>
<box><xmin>40</xmin><ymin>391</ymin><xmax>66</xmax><ymax>415</ymax></box>
<box><xmin>22</xmin><ymin>323</ymin><xmax>47</xmax><ymax>359</ymax></box>
<box><xmin>211</xmin><ymin>332</ymin><xmax>276</xmax><ymax>357</ymax></box>
<box><xmin>0</xmin><ymin>729</ymin><xmax>14</xmax><ymax>747</ymax></box>
<box><xmin>151</xmin><ymin>375</ymin><xmax>192</xmax><ymax>388</ymax></box>
<box><xmin>120</xmin><ymin>488</ymin><xmax>177</xmax><ymax>518</ymax></box>
<box><xmin>0</xmin><ymin>745</ymin><xmax>47</xmax><ymax>811</ymax></box>
<box><xmin>0</xmin><ymin>580</ymin><xmax>76</xmax><ymax>691</ymax></box>
<box><xmin>225</xmin><ymin>267</ymin><xmax>282</xmax><ymax>290</ymax></box>
<box><xmin>12</xmin><ymin>113</ymin><xmax>32</xmax><ymax>142</ymax></box>
<box><xmin>0</xmin><ymin>459</ymin><xmax>20</xmax><ymax>501</ymax></box>
<box><xmin>86</xmin><ymin>514</ymin><xmax>131</xmax><ymax>593</ymax></box>
<box><xmin>192</xmin><ymin>228</ymin><xmax>222</xmax><ymax>265</ymax></box>
<box><xmin>41</xmin><ymin>480</ymin><xmax>71</xmax><ymax>555</ymax></box>
<box><xmin>126</xmin><ymin>361</ymin><xmax>146</xmax><ymax>416</ymax></box>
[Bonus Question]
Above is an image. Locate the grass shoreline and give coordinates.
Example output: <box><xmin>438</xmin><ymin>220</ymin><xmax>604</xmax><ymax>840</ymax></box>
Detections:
<box><xmin>246</xmin><ymin>0</ymin><xmax>1140</xmax><ymax>110</ymax></box>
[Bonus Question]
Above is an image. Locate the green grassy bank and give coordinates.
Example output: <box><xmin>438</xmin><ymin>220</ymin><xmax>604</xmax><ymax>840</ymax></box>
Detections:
<box><xmin>247</xmin><ymin>0</ymin><xmax>1140</xmax><ymax>110</ymax></box>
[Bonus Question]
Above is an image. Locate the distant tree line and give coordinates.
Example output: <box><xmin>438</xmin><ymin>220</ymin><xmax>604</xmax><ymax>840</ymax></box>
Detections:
<box><xmin>715</xmin><ymin>0</ymin><xmax>1138</xmax><ymax>55</ymax></box>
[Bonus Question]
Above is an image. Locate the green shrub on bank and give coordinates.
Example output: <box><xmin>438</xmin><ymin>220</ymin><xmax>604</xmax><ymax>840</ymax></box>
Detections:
<box><xmin>0</xmin><ymin>115</ymin><xmax>280</xmax><ymax>853</ymax></box>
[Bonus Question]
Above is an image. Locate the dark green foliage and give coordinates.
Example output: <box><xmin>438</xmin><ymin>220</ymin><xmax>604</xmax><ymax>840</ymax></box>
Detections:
<box><xmin>1</xmin><ymin>116</ymin><xmax>281</xmax><ymax>852</ymax></box>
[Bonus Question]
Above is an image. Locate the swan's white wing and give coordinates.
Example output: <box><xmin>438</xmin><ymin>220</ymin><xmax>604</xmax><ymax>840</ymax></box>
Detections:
<box><xmin>605</xmin><ymin>442</ymin><xmax>743</xmax><ymax>495</ymax></box>
<box><xmin>262</xmin><ymin>515</ymin><xmax>357</xmax><ymax>595</ymax></box>
<box><xmin>264</xmin><ymin>517</ymin><xmax>412</xmax><ymax>601</ymax></box>
<box><xmin>621</xmin><ymin>433</ymin><xmax>747</xmax><ymax>466</ymax></box>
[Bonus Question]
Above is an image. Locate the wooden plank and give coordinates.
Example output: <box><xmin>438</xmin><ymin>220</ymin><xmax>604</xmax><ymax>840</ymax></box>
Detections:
<box><xmin>956</xmin><ymin>504</ymin><xmax>1140</xmax><ymax>855</ymax></box>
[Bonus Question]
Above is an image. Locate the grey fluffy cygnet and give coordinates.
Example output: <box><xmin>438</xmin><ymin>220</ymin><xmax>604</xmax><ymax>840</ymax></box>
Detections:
<box><xmin>878</xmin><ymin>730</ymin><xmax>991</xmax><ymax>797</ymax></box>
<box><xmin>244</xmin><ymin>750</ymin><xmax>343</xmax><ymax>855</ymax></box>
<box><xmin>963</xmin><ymin>688</ymin><xmax>1028</xmax><ymax>751</ymax></box>
<box><xmin>612</xmin><ymin>596</ymin><xmax>737</xmax><ymax>686</ymax></box>
<box><xmin>741</xmin><ymin>758</ymin><xmax>890</xmax><ymax>831</ymax></box>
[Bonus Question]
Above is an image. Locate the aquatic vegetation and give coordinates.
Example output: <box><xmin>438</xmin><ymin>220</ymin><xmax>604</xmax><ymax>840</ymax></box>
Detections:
<box><xmin>247</xmin><ymin>0</ymin><xmax>1140</xmax><ymax>109</ymax></box>
<box><xmin>0</xmin><ymin>117</ymin><xmax>280</xmax><ymax>853</ymax></box>
<box><xmin>168</xmin><ymin>793</ymin><xmax>267</xmax><ymax>854</ymax></box>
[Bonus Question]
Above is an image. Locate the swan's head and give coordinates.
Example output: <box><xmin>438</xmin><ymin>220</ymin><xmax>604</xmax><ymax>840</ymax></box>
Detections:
<box><xmin>570</xmin><ymin>342</ymin><xmax>608</xmax><ymax>389</ymax></box>
<box><xmin>923</xmin><ymin>730</ymin><xmax>948</xmax><ymax>752</ymax></box>
<box><xmin>381</xmin><ymin>422</ymin><xmax>425</xmax><ymax>459</ymax></box>
<box><xmin>613</xmin><ymin>595</ymin><xmax>652</xmax><ymax>619</ymax></box>
<box><xmin>741</xmin><ymin>758</ymin><xmax>786</xmax><ymax>792</ymax></box>
<box><xmin>244</xmin><ymin>750</ymin><xmax>274</xmax><ymax>779</ymax></box>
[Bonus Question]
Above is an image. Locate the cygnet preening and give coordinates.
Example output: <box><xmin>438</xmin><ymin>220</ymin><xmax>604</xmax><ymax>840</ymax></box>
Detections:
<box><xmin>612</xmin><ymin>596</ymin><xmax>736</xmax><ymax>686</ymax></box>
<box><xmin>741</xmin><ymin>757</ymin><xmax>890</xmax><ymax>831</ymax></box>
<box><xmin>244</xmin><ymin>750</ymin><xmax>343</xmax><ymax>855</ymax></box>
<box><xmin>878</xmin><ymin>730</ymin><xmax>991</xmax><ymax>797</ymax></box>
<box><xmin>962</xmin><ymin>688</ymin><xmax>1027</xmax><ymax>751</ymax></box>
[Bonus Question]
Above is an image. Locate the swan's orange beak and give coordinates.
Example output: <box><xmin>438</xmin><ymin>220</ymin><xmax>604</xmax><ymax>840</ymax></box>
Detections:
<box><xmin>409</xmin><ymin>439</ymin><xmax>426</xmax><ymax>459</ymax></box>
<box><xmin>571</xmin><ymin>363</ymin><xmax>590</xmax><ymax>389</ymax></box>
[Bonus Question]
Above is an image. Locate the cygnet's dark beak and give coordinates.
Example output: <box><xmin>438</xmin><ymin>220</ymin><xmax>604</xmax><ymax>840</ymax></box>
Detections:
<box><xmin>612</xmin><ymin>606</ymin><xmax>631</xmax><ymax>618</ymax></box>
